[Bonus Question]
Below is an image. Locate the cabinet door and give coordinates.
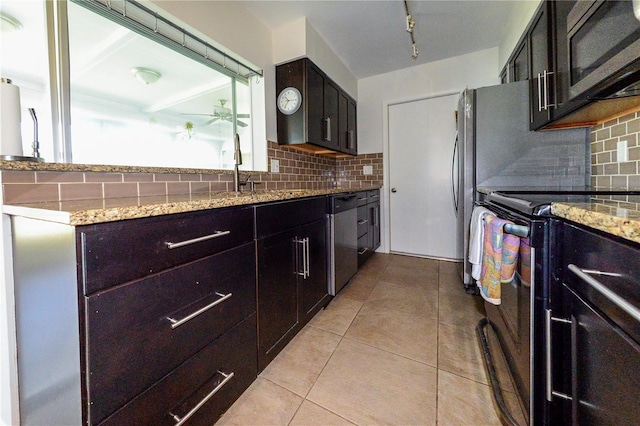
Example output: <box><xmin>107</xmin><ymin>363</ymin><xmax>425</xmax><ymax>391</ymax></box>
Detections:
<box><xmin>347</xmin><ymin>97</ymin><xmax>357</xmax><ymax>155</ymax></box>
<box><xmin>529</xmin><ymin>4</ymin><xmax>553</xmax><ymax>129</ymax></box>
<box><xmin>554</xmin><ymin>284</ymin><xmax>640</xmax><ymax>425</ymax></box>
<box><xmin>323</xmin><ymin>79</ymin><xmax>340</xmax><ymax>150</ymax></box>
<box><xmin>338</xmin><ymin>92</ymin><xmax>349</xmax><ymax>153</ymax></box>
<box><xmin>257</xmin><ymin>228</ymin><xmax>299</xmax><ymax>371</ymax></box>
<box><xmin>306</xmin><ymin>62</ymin><xmax>324</xmax><ymax>147</ymax></box>
<box><xmin>513</xmin><ymin>38</ymin><xmax>529</xmax><ymax>82</ymax></box>
<box><xmin>369</xmin><ymin>200</ymin><xmax>380</xmax><ymax>251</ymax></box>
<box><xmin>299</xmin><ymin>219</ymin><xmax>328</xmax><ymax>324</ymax></box>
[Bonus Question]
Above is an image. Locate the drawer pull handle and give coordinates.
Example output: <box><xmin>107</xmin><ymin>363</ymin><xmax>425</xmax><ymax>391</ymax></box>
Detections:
<box><xmin>170</xmin><ymin>370</ymin><xmax>234</xmax><ymax>426</ymax></box>
<box><xmin>358</xmin><ymin>247</ymin><xmax>368</xmax><ymax>255</ymax></box>
<box><xmin>568</xmin><ymin>264</ymin><xmax>640</xmax><ymax>322</ymax></box>
<box><xmin>165</xmin><ymin>230</ymin><xmax>231</xmax><ymax>249</ymax></box>
<box><xmin>167</xmin><ymin>292</ymin><xmax>232</xmax><ymax>329</ymax></box>
<box><xmin>358</xmin><ymin>219</ymin><xmax>369</xmax><ymax>225</ymax></box>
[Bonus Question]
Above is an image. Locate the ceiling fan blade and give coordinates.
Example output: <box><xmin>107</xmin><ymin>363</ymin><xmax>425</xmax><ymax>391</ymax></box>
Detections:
<box><xmin>181</xmin><ymin>113</ymin><xmax>214</xmax><ymax>116</ymax></box>
<box><xmin>237</xmin><ymin>120</ymin><xmax>248</xmax><ymax>128</ymax></box>
<box><xmin>205</xmin><ymin>117</ymin><xmax>220</xmax><ymax>125</ymax></box>
<box><xmin>237</xmin><ymin>114</ymin><xmax>250</xmax><ymax>118</ymax></box>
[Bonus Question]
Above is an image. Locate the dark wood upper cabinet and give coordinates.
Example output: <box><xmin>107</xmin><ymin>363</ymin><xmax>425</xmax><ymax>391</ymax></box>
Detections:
<box><xmin>529</xmin><ymin>2</ymin><xmax>554</xmax><ymax>129</ymax></box>
<box><xmin>276</xmin><ymin>57</ymin><xmax>357</xmax><ymax>155</ymax></box>
<box><xmin>504</xmin><ymin>0</ymin><xmax>640</xmax><ymax>130</ymax></box>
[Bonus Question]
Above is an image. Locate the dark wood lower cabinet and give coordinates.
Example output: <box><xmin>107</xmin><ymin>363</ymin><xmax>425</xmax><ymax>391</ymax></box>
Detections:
<box><xmin>257</xmin><ymin>228</ymin><xmax>300</xmax><ymax>369</ymax></box>
<box><xmin>10</xmin><ymin>206</ymin><xmax>258</xmax><ymax>426</ymax></box>
<box><xmin>86</xmin><ymin>243</ymin><xmax>256</xmax><ymax>424</ymax></box>
<box><xmin>255</xmin><ymin>197</ymin><xmax>330</xmax><ymax>372</ymax></box>
<box><xmin>100</xmin><ymin>315</ymin><xmax>257</xmax><ymax>426</ymax></box>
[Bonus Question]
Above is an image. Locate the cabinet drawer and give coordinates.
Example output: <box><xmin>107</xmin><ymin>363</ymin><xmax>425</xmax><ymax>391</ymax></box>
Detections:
<box><xmin>356</xmin><ymin>191</ymin><xmax>368</xmax><ymax>206</ymax></box>
<box><xmin>367</xmin><ymin>189</ymin><xmax>380</xmax><ymax>203</ymax></box>
<box><xmin>80</xmin><ymin>206</ymin><xmax>254</xmax><ymax>294</ymax></box>
<box><xmin>357</xmin><ymin>206</ymin><xmax>368</xmax><ymax>238</ymax></box>
<box><xmin>85</xmin><ymin>243</ymin><xmax>256</xmax><ymax>424</ymax></box>
<box><xmin>100</xmin><ymin>314</ymin><xmax>257</xmax><ymax>426</ymax></box>
<box><xmin>255</xmin><ymin>196</ymin><xmax>326</xmax><ymax>238</ymax></box>
<box><xmin>358</xmin><ymin>234</ymin><xmax>369</xmax><ymax>254</ymax></box>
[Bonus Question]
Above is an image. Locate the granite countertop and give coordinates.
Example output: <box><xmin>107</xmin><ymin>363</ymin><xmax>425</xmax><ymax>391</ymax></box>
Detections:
<box><xmin>2</xmin><ymin>187</ymin><xmax>380</xmax><ymax>226</ymax></box>
<box><xmin>478</xmin><ymin>187</ymin><xmax>640</xmax><ymax>245</ymax></box>
<box><xmin>552</xmin><ymin>197</ymin><xmax>640</xmax><ymax>245</ymax></box>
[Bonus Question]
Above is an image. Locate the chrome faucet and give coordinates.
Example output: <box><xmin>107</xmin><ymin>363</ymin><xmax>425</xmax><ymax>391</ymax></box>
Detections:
<box><xmin>233</xmin><ymin>133</ymin><xmax>242</xmax><ymax>192</ymax></box>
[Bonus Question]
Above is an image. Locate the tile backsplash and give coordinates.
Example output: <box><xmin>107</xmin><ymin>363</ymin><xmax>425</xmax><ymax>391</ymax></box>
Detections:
<box><xmin>591</xmin><ymin>108</ymin><xmax>640</xmax><ymax>189</ymax></box>
<box><xmin>1</xmin><ymin>141</ymin><xmax>383</xmax><ymax>204</ymax></box>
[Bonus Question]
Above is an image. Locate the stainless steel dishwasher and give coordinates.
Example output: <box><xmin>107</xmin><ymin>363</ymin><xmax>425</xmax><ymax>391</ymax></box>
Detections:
<box><xmin>327</xmin><ymin>193</ymin><xmax>359</xmax><ymax>295</ymax></box>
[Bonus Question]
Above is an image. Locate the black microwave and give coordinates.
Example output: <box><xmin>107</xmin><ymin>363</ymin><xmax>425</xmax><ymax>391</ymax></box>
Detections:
<box><xmin>567</xmin><ymin>0</ymin><xmax>640</xmax><ymax>99</ymax></box>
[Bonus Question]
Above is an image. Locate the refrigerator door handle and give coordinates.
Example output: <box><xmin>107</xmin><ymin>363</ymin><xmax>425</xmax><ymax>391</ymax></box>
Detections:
<box><xmin>450</xmin><ymin>130</ymin><xmax>459</xmax><ymax>215</ymax></box>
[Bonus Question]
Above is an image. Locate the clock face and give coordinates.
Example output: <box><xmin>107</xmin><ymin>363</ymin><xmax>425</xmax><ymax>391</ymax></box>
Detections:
<box><xmin>277</xmin><ymin>87</ymin><xmax>302</xmax><ymax>115</ymax></box>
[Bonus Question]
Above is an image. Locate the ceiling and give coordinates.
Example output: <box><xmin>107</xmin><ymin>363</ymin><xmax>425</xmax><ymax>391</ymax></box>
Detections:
<box><xmin>242</xmin><ymin>0</ymin><xmax>522</xmax><ymax>79</ymax></box>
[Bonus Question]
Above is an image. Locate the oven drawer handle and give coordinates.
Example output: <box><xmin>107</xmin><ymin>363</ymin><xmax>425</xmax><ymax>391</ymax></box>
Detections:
<box><xmin>167</xmin><ymin>292</ymin><xmax>233</xmax><ymax>329</ymax></box>
<box><xmin>170</xmin><ymin>370</ymin><xmax>234</xmax><ymax>426</ymax></box>
<box><xmin>568</xmin><ymin>264</ymin><xmax>640</xmax><ymax>322</ymax></box>
<box><xmin>165</xmin><ymin>230</ymin><xmax>231</xmax><ymax>249</ymax></box>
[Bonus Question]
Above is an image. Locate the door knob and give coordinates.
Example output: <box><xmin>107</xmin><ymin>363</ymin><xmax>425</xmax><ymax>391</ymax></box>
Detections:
<box><xmin>391</xmin><ymin>188</ymin><xmax>397</xmax><ymax>193</ymax></box>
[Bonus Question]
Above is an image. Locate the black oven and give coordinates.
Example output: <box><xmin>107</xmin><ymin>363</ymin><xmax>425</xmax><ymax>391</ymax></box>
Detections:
<box><xmin>476</xmin><ymin>196</ymin><xmax>552</xmax><ymax>426</ymax></box>
<box><xmin>476</xmin><ymin>191</ymin><xmax>615</xmax><ymax>425</ymax></box>
<box><xmin>478</xmin><ymin>190</ymin><xmax>640</xmax><ymax>426</ymax></box>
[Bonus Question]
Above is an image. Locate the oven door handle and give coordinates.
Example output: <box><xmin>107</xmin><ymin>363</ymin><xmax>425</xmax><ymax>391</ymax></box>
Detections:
<box><xmin>503</xmin><ymin>223</ymin><xmax>529</xmax><ymax>238</ymax></box>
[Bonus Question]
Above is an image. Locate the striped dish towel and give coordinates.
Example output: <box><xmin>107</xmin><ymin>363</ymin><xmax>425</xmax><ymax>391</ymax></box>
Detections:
<box><xmin>479</xmin><ymin>216</ymin><xmax>521</xmax><ymax>305</ymax></box>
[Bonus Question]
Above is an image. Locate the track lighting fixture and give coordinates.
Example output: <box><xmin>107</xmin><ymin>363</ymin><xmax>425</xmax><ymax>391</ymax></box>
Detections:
<box><xmin>404</xmin><ymin>1</ymin><xmax>418</xmax><ymax>60</ymax></box>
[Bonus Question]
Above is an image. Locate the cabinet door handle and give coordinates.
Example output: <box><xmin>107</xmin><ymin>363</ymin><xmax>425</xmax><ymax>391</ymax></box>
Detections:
<box><xmin>166</xmin><ymin>292</ymin><xmax>233</xmax><ymax>329</ymax></box>
<box><xmin>537</xmin><ymin>72</ymin><xmax>543</xmax><ymax>112</ymax></box>
<box><xmin>568</xmin><ymin>264</ymin><xmax>640</xmax><ymax>322</ymax></box>
<box><xmin>165</xmin><ymin>230</ymin><xmax>231</xmax><ymax>249</ymax></box>
<box><xmin>545</xmin><ymin>308</ymin><xmax>573</xmax><ymax>402</ymax></box>
<box><xmin>296</xmin><ymin>237</ymin><xmax>306</xmax><ymax>277</ymax></box>
<box><xmin>169</xmin><ymin>370</ymin><xmax>234</xmax><ymax>426</ymax></box>
<box><xmin>324</xmin><ymin>117</ymin><xmax>331</xmax><ymax>142</ymax></box>
<box><xmin>305</xmin><ymin>237</ymin><xmax>310</xmax><ymax>279</ymax></box>
<box><xmin>348</xmin><ymin>130</ymin><xmax>355</xmax><ymax>149</ymax></box>
<box><xmin>542</xmin><ymin>70</ymin><xmax>556</xmax><ymax>111</ymax></box>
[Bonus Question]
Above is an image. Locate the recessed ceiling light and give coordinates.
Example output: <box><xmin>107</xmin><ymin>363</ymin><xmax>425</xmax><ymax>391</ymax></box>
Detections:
<box><xmin>0</xmin><ymin>11</ymin><xmax>23</xmax><ymax>32</ymax></box>
<box><xmin>130</xmin><ymin>67</ymin><xmax>161</xmax><ymax>85</ymax></box>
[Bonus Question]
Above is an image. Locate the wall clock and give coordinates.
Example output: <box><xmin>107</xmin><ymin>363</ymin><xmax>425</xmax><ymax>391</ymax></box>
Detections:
<box><xmin>277</xmin><ymin>87</ymin><xmax>302</xmax><ymax>115</ymax></box>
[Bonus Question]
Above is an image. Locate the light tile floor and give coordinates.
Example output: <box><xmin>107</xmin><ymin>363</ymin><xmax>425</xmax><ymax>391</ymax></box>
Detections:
<box><xmin>216</xmin><ymin>253</ymin><xmax>523</xmax><ymax>425</ymax></box>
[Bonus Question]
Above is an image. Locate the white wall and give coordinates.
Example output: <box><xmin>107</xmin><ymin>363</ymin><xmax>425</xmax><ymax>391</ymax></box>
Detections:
<box><xmin>358</xmin><ymin>47</ymin><xmax>501</xmax><ymax>154</ymax></box>
<box><xmin>273</xmin><ymin>18</ymin><xmax>358</xmax><ymax>99</ymax></box>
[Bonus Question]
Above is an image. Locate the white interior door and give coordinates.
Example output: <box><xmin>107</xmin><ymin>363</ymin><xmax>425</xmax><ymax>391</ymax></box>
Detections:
<box><xmin>388</xmin><ymin>94</ymin><xmax>459</xmax><ymax>260</ymax></box>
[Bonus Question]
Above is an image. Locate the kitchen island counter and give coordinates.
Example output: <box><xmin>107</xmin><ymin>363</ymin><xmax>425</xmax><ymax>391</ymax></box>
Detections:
<box><xmin>2</xmin><ymin>187</ymin><xmax>380</xmax><ymax>226</ymax></box>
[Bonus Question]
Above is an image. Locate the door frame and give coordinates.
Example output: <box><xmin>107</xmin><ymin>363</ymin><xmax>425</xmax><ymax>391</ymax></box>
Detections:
<box><xmin>381</xmin><ymin>89</ymin><xmax>463</xmax><ymax>256</ymax></box>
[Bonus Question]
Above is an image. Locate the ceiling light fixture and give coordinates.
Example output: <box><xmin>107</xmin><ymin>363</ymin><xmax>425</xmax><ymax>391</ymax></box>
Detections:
<box><xmin>130</xmin><ymin>67</ymin><xmax>161</xmax><ymax>85</ymax></box>
<box><xmin>404</xmin><ymin>1</ymin><xmax>419</xmax><ymax>60</ymax></box>
<box><xmin>0</xmin><ymin>11</ymin><xmax>23</xmax><ymax>32</ymax></box>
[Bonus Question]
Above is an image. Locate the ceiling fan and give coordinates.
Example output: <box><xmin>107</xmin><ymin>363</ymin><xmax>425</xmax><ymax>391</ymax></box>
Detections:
<box><xmin>183</xmin><ymin>99</ymin><xmax>249</xmax><ymax>127</ymax></box>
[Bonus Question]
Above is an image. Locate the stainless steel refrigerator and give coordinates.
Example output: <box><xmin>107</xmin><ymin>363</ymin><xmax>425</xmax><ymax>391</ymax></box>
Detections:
<box><xmin>455</xmin><ymin>81</ymin><xmax>590</xmax><ymax>287</ymax></box>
